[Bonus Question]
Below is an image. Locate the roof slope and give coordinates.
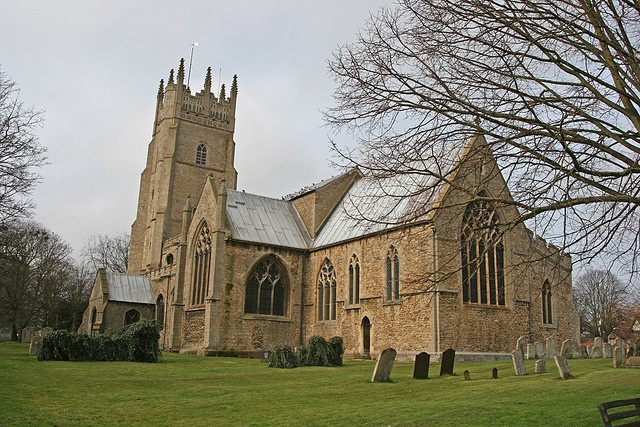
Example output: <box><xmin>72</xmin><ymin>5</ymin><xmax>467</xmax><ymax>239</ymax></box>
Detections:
<box><xmin>106</xmin><ymin>271</ymin><xmax>155</xmax><ymax>304</ymax></box>
<box><xmin>226</xmin><ymin>190</ymin><xmax>311</xmax><ymax>249</ymax></box>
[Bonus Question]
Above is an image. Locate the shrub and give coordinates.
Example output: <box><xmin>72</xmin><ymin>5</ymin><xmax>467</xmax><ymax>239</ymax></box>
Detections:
<box><xmin>328</xmin><ymin>336</ymin><xmax>344</xmax><ymax>366</ymax></box>
<box><xmin>268</xmin><ymin>345</ymin><xmax>298</xmax><ymax>368</ymax></box>
<box><xmin>301</xmin><ymin>335</ymin><xmax>331</xmax><ymax>367</ymax></box>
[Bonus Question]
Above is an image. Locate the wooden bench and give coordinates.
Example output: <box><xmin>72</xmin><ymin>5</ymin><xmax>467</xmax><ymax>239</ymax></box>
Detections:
<box><xmin>598</xmin><ymin>398</ymin><xmax>640</xmax><ymax>426</ymax></box>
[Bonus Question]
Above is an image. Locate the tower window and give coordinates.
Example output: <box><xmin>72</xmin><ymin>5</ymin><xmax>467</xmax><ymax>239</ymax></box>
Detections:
<box><xmin>196</xmin><ymin>144</ymin><xmax>207</xmax><ymax>165</ymax></box>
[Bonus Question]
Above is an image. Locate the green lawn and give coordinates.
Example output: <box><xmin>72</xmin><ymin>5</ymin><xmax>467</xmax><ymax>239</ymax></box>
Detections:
<box><xmin>1</xmin><ymin>342</ymin><xmax>638</xmax><ymax>426</ymax></box>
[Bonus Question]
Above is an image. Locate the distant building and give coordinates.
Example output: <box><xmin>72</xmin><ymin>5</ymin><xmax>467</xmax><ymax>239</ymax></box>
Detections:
<box><xmin>79</xmin><ymin>59</ymin><xmax>580</xmax><ymax>360</ymax></box>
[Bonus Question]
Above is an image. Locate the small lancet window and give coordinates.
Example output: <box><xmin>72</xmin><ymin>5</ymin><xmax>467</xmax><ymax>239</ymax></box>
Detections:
<box><xmin>542</xmin><ymin>280</ymin><xmax>553</xmax><ymax>324</ymax></box>
<box><xmin>386</xmin><ymin>246</ymin><xmax>400</xmax><ymax>301</ymax></box>
<box><xmin>349</xmin><ymin>254</ymin><xmax>360</xmax><ymax>305</ymax></box>
<box><xmin>196</xmin><ymin>144</ymin><xmax>207</xmax><ymax>165</ymax></box>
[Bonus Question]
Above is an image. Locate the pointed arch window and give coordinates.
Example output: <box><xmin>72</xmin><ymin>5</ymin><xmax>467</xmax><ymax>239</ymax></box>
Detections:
<box><xmin>386</xmin><ymin>246</ymin><xmax>400</xmax><ymax>301</ymax></box>
<box><xmin>542</xmin><ymin>280</ymin><xmax>552</xmax><ymax>324</ymax></box>
<box><xmin>461</xmin><ymin>196</ymin><xmax>505</xmax><ymax>306</ymax></box>
<box><xmin>191</xmin><ymin>222</ymin><xmax>211</xmax><ymax>306</ymax></box>
<box><xmin>156</xmin><ymin>294</ymin><xmax>165</xmax><ymax>330</ymax></box>
<box><xmin>196</xmin><ymin>144</ymin><xmax>207</xmax><ymax>165</ymax></box>
<box><xmin>348</xmin><ymin>254</ymin><xmax>360</xmax><ymax>305</ymax></box>
<box><xmin>318</xmin><ymin>259</ymin><xmax>337</xmax><ymax>321</ymax></box>
<box><xmin>124</xmin><ymin>309</ymin><xmax>140</xmax><ymax>326</ymax></box>
<box><xmin>244</xmin><ymin>257</ymin><xmax>287</xmax><ymax>316</ymax></box>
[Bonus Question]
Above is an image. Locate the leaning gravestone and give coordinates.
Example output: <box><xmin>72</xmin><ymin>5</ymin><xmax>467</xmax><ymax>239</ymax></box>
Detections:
<box><xmin>28</xmin><ymin>335</ymin><xmax>42</xmax><ymax>356</ymax></box>
<box><xmin>613</xmin><ymin>346</ymin><xmax>625</xmax><ymax>368</ymax></box>
<box><xmin>372</xmin><ymin>348</ymin><xmax>397</xmax><ymax>382</ymax></box>
<box><xmin>535</xmin><ymin>341</ymin><xmax>545</xmax><ymax>359</ymax></box>
<box><xmin>512</xmin><ymin>349</ymin><xmax>526</xmax><ymax>376</ymax></box>
<box><xmin>535</xmin><ymin>359</ymin><xmax>546</xmax><ymax>373</ymax></box>
<box><xmin>554</xmin><ymin>355</ymin><xmax>573</xmax><ymax>379</ymax></box>
<box><xmin>516</xmin><ymin>336</ymin><xmax>527</xmax><ymax>357</ymax></box>
<box><xmin>526</xmin><ymin>343</ymin><xmax>536</xmax><ymax>360</ymax></box>
<box><xmin>439</xmin><ymin>348</ymin><xmax>455</xmax><ymax>376</ymax></box>
<box><xmin>603</xmin><ymin>343</ymin><xmax>613</xmax><ymax>358</ymax></box>
<box><xmin>413</xmin><ymin>352</ymin><xmax>430</xmax><ymax>380</ymax></box>
<box><xmin>546</xmin><ymin>336</ymin><xmax>556</xmax><ymax>358</ymax></box>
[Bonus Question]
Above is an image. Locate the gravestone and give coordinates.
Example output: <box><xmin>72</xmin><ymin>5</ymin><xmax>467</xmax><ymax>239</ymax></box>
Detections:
<box><xmin>440</xmin><ymin>348</ymin><xmax>455</xmax><ymax>376</ymax></box>
<box><xmin>516</xmin><ymin>336</ymin><xmax>527</xmax><ymax>357</ymax></box>
<box><xmin>413</xmin><ymin>352</ymin><xmax>430</xmax><ymax>380</ymax></box>
<box><xmin>586</xmin><ymin>345</ymin><xmax>594</xmax><ymax>358</ymax></box>
<box><xmin>546</xmin><ymin>336</ymin><xmax>556</xmax><ymax>358</ymax></box>
<box><xmin>592</xmin><ymin>344</ymin><xmax>603</xmax><ymax>358</ymax></box>
<box><xmin>613</xmin><ymin>346</ymin><xmax>624</xmax><ymax>368</ymax></box>
<box><xmin>535</xmin><ymin>359</ymin><xmax>546</xmax><ymax>373</ymax></box>
<box><xmin>535</xmin><ymin>341</ymin><xmax>545</xmax><ymax>359</ymax></box>
<box><xmin>39</xmin><ymin>327</ymin><xmax>53</xmax><ymax>337</ymax></box>
<box><xmin>625</xmin><ymin>356</ymin><xmax>640</xmax><ymax>368</ymax></box>
<box><xmin>614</xmin><ymin>338</ymin><xmax>626</xmax><ymax>354</ymax></box>
<box><xmin>512</xmin><ymin>349</ymin><xmax>526</xmax><ymax>376</ymax></box>
<box><xmin>463</xmin><ymin>370</ymin><xmax>471</xmax><ymax>381</ymax></box>
<box><xmin>526</xmin><ymin>343</ymin><xmax>536</xmax><ymax>360</ymax></box>
<box><xmin>492</xmin><ymin>367</ymin><xmax>498</xmax><ymax>379</ymax></box>
<box><xmin>603</xmin><ymin>343</ymin><xmax>613</xmax><ymax>358</ymax></box>
<box><xmin>580</xmin><ymin>345</ymin><xmax>588</xmax><ymax>358</ymax></box>
<box><xmin>372</xmin><ymin>348</ymin><xmax>397</xmax><ymax>382</ymax></box>
<box><xmin>28</xmin><ymin>336</ymin><xmax>42</xmax><ymax>357</ymax></box>
<box><xmin>21</xmin><ymin>327</ymin><xmax>34</xmax><ymax>343</ymax></box>
<box><xmin>594</xmin><ymin>336</ymin><xmax>603</xmax><ymax>349</ymax></box>
<box><xmin>561</xmin><ymin>339</ymin><xmax>581</xmax><ymax>359</ymax></box>
<box><xmin>554</xmin><ymin>355</ymin><xmax>573</xmax><ymax>379</ymax></box>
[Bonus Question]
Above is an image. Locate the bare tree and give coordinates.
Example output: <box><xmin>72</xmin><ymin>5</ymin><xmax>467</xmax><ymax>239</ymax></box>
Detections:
<box><xmin>325</xmin><ymin>0</ymin><xmax>640</xmax><ymax>273</ymax></box>
<box><xmin>573</xmin><ymin>269</ymin><xmax>631</xmax><ymax>338</ymax></box>
<box><xmin>81</xmin><ymin>232</ymin><xmax>130</xmax><ymax>273</ymax></box>
<box><xmin>0</xmin><ymin>67</ymin><xmax>46</xmax><ymax>223</ymax></box>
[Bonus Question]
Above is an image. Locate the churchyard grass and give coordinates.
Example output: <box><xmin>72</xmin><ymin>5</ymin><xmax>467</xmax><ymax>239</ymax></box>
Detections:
<box><xmin>1</xmin><ymin>342</ymin><xmax>638</xmax><ymax>426</ymax></box>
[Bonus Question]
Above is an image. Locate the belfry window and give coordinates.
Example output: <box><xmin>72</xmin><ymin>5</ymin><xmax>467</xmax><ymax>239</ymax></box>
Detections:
<box><xmin>191</xmin><ymin>222</ymin><xmax>211</xmax><ymax>306</ymax></box>
<box><xmin>196</xmin><ymin>144</ymin><xmax>207</xmax><ymax>165</ymax></box>
<box><xmin>348</xmin><ymin>254</ymin><xmax>360</xmax><ymax>305</ymax></box>
<box><xmin>318</xmin><ymin>259</ymin><xmax>337</xmax><ymax>321</ymax></box>
<box><xmin>244</xmin><ymin>257</ymin><xmax>287</xmax><ymax>316</ymax></box>
<box><xmin>542</xmin><ymin>280</ymin><xmax>552</xmax><ymax>324</ymax></box>
<box><xmin>461</xmin><ymin>195</ymin><xmax>505</xmax><ymax>306</ymax></box>
<box><xmin>386</xmin><ymin>246</ymin><xmax>400</xmax><ymax>301</ymax></box>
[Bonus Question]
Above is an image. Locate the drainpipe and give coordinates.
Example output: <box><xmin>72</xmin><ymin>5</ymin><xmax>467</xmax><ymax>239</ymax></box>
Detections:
<box><xmin>432</xmin><ymin>225</ymin><xmax>441</xmax><ymax>354</ymax></box>
<box><xmin>299</xmin><ymin>252</ymin><xmax>306</xmax><ymax>348</ymax></box>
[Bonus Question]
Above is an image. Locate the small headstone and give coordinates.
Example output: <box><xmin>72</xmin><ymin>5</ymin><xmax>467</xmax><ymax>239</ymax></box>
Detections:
<box><xmin>440</xmin><ymin>348</ymin><xmax>455</xmax><ymax>376</ymax></box>
<box><xmin>561</xmin><ymin>339</ymin><xmax>581</xmax><ymax>359</ymax></box>
<box><xmin>526</xmin><ymin>343</ymin><xmax>536</xmax><ymax>360</ymax></box>
<box><xmin>413</xmin><ymin>352</ymin><xmax>430</xmax><ymax>380</ymax></box>
<box><xmin>21</xmin><ymin>327</ymin><xmax>34</xmax><ymax>343</ymax></box>
<box><xmin>546</xmin><ymin>336</ymin><xmax>556</xmax><ymax>358</ymax></box>
<box><xmin>594</xmin><ymin>336</ymin><xmax>603</xmax><ymax>349</ymax></box>
<box><xmin>512</xmin><ymin>349</ymin><xmax>526</xmax><ymax>376</ymax></box>
<box><xmin>587</xmin><ymin>345</ymin><xmax>594</xmax><ymax>357</ymax></box>
<box><xmin>613</xmin><ymin>346</ymin><xmax>624</xmax><ymax>368</ymax></box>
<box><xmin>614</xmin><ymin>338</ymin><xmax>625</xmax><ymax>354</ymax></box>
<box><xmin>463</xmin><ymin>370</ymin><xmax>471</xmax><ymax>381</ymax></box>
<box><xmin>516</xmin><ymin>336</ymin><xmax>527</xmax><ymax>357</ymax></box>
<box><xmin>28</xmin><ymin>336</ymin><xmax>42</xmax><ymax>356</ymax></box>
<box><xmin>535</xmin><ymin>341</ymin><xmax>545</xmax><ymax>359</ymax></box>
<box><xmin>608</xmin><ymin>334</ymin><xmax>615</xmax><ymax>344</ymax></box>
<box><xmin>554</xmin><ymin>355</ymin><xmax>573</xmax><ymax>379</ymax></box>
<box><xmin>492</xmin><ymin>367</ymin><xmax>498</xmax><ymax>379</ymax></box>
<box><xmin>580</xmin><ymin>345</ymin><xmax>588</xmax><ymax>358</ymax></box>
<box><xmin>372</xmin><ymin>348</ymin><xmax>397</xmax><ymax>382</ymax></box>
<box><xmin>592</xmin><ymin>345</ymin><xmax>603</xmax><ymax>358</ymax></box>
<box><xmin>603</xmin><ymin>343</ymin><xmax>613</xmax><ymax>358</ymax></box>
<box><xmin>535</xmin><ymin>359</ymin><xmax>546</xmax><ymax>373</ymax></box>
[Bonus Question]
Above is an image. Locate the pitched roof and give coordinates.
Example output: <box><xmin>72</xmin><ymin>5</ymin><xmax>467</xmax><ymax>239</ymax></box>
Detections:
<box><xmin>226</xmin><ymin>190</ymin><xmax>311</xmax><ymax>249</ymax></box>
<box><xmin>106</xmin><ymin>271</ymin><xmax>155</xmax><ymax>304</ymax></box>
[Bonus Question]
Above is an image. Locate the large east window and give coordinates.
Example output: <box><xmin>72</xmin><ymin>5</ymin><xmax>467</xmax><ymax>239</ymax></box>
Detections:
<box><xmin>461</xmin><ymin>196</ymin><xmax>505</xmax><ymax>306</ymax></box>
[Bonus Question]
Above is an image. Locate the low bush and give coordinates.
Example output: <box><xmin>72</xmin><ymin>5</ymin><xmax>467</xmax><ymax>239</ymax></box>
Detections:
<box><xmin>268</xmin><ymin>345</ymin><xmax>298</xmax><ymax>368</ymax></box>
<box><xmin>38</xmin><ymin>320</ymin><xmax>161</xmax><ymax>363</ymax></box>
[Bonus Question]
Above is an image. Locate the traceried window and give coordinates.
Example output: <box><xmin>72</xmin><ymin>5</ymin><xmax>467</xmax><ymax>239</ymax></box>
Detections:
<box><xmin>244</xmin><ymin>257</ymin><xmax>287</xmax><ymax>316</ymax></box>
<box><xmin>348</xmin><ymin>254</ymin><xmax>360</xmax><ymax>305</ymax></box>
<box><xmin>461</xmin><ymin>195</ymin><xmax>505</xmax><ymax>306</ymax></box>
<box><xmin>318</xmin><ymin>259</ymin><xmax>337</xmax><ymax>321</ymax></box>
<box><xmin>195</xmin><ymin>144</ymin><xmax>207</xmax><ymax>165</ymax></box>
<box><xmin>124</xmin><ymin>309</ymin><xmax>140</xmax><ymax>326</ymax></box>
<box><xmin>386</xmin><ymin>246</ymin><xmax>400</xmax><ymax>301</ymax></box>
<box><xmin>191</xmin><ymin>222</ymin><xmax>211</xmax><ymax>306</ymax></box>
<box><xmin>542</xmin><ymin>280</ymin><xmax>553</xmax><ymax>324</ymax></box>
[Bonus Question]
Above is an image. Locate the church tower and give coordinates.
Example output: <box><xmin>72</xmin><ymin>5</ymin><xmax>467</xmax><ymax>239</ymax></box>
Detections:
<box><xmin>128</xmin><ymin>59</ymin><xmax>238</xmax><ymax>273</ymax></box>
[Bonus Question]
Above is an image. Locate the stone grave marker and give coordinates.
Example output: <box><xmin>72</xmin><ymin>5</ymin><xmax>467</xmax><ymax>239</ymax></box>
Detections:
<box><xmin>554</xmin><ymin>355</ymin><xmax>573</xmax><ymax>379</ymax></box>
<box><xmin>535</xmin><ymin>359</ymin><xmax>546</xmax><ymax>373</ymax></box>
<box><xmin>28</xmin><ymin>336</ymin><xmax>42</xmax><ymax>356</ymax></box>
<box><xmin>614</xmin><ymin>337</ymin><xmax>626</xmax><ymax>353</ymax></box>
<box><xmin>624</xmin><ymin>356</ymin><xmax>640</xmax><ymax>368</ymax></box>
<box><xmin>586</xmin><ymin>344</ymin><xmax>594</xmax><ymax>358</ymax></box>
<box><xmin>439</xmin><ymin>348</ymin><xmax>455</xmax><ymax>376</ymax></box>
<box><xmin>546</xmin><ymin>336</ymin><xmax>555</xmax><ymax>358</ymax></box>
<box><xmin>561</xmin><ymin>339</ymin><xmax>581</xmax><ymax>359</ymax></box>
<box><xmin>534</xmin><ymin>341</ymin><xmax>545</xmax><ymax>359</ymax></box>
<box><xmin>492</xmin><ymin>367</ymin><xmax>498</xmax><ymax>379</ymax></box>
<box><xmin>526</xmin><ymin>343</ymin><xmax>536</xmax><ymax>360</ymax></box>
<box><xmin>580</xmin><ymin>345</ymin><xmax>588</xmax><ymax>358</ymax></box>
<box><xmin>516</xmin><ymin>336</ymin><xmax>527</xmax><ymax>357</ymax></box>
<box><xmin>613</xmin><ymin>346</ymin><xmax>625</xmax><ymax>368</ymax></box>
<box><xmin>463</xmin><ymin>370</ymin><xmax>471</xmax><ymax>381</ymax></box>
<box><xmin>512</xmin><ymin>349</ymin><xmax>526</xmax><ymax>376</ymax></box>
<box><xmin>21</xmin><ymin>327</ymin><xmax>34</xmax><ymax>343</ymax></box>
<box><xmin>593</xmin><ymin>344</ymin><xmax>603</xmax><ymax>358</ymax></box>
<box><xmin>413</xmin><ymin>352</ymin><xmax>430</xmax><ymax>380</ymax></box>
<box><xmin>603</xmin><ymin>343</ymin><xmax>613</xmax><ymax>358</ymax></box>
<box><xmin>372</xmin><ymin>348</ymin><xmax>397</xmax><ymax>382</ymax></box>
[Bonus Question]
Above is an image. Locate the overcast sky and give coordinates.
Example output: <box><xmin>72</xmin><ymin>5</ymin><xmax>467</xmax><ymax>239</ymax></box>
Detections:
<box><xmin>0</xmin><ymin>0</ymin><xmax>395</xmax><ymax>258</ymax></box>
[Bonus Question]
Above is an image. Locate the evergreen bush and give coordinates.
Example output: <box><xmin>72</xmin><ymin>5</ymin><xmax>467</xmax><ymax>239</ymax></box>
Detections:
<box><xmin>301</xmin><ymin>335</ymin><xmax>331</xmax><ymax>366</ymax></box>
<box><xmin>327</xmin><ymin>336</ymin><xmax>344</xmax><ymax>366</ymax></box>
<box><xmin>268</xmin><ymin>345</ymin><xmax>298</xmax><ymax>368</ymax></box>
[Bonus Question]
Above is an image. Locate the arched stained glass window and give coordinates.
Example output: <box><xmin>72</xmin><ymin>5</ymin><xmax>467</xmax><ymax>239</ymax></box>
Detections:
<box><xmin>244</xmin><ymin>257</ymin><xmax>287</xmax><ymax>316</ymax></box>
<box><xmin>461</xmin><ymin>195</ymin><xmax>505</xmax><ymax>306</ymax></box>
<box><xmin>318</xmin><ymin>259</ymin><xmax>337</xmax><ymax>321</ymax></box>
<box><xmin>191</xmin><ymin>222</ymin><xmax>211</xmax><ymax>306</ymax></box>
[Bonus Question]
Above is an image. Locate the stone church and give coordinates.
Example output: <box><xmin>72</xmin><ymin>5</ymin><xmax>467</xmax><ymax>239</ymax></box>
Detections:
<box><xmin>80</xmin><ymin>59</ymin><xmax>580</xmax><ymax>360</ymax></box>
